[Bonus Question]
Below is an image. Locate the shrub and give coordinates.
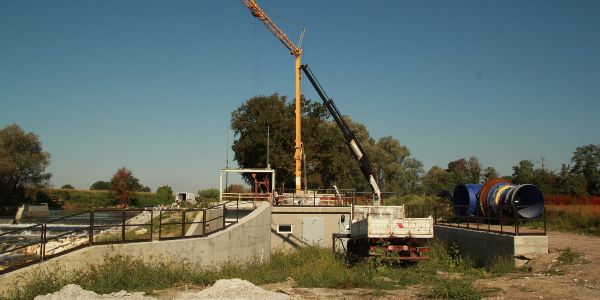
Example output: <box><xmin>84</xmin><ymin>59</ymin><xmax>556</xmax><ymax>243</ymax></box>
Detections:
<box><xmin>557</xmin><ymin>247</ymin><xmax>586</xmax><ymax>265</ymax></box>
<box><xmin>424</xmin><ymin>277</ymin><xmax>482</xmax><ymax>300</ymax></box>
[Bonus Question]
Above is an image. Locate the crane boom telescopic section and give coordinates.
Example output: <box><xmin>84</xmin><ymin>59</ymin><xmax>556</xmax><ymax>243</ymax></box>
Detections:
<box><xmin>241</xmin><ymin>0</ymin><xmax>304</xmax><ymax>193</ymax></box>
<box><xmin>300</xmin><ymin>64</ymin><xmax>382</xmax><ymax>204</ymax></box>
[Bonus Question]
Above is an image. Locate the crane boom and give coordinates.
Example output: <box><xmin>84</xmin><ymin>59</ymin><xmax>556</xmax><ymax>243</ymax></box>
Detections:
<box><xmin>300</xmin><ymin>64</ymin><xmax>382</xmax><ymax>205</ymax></box>
<box><xmin>241</xmin><ymin>0</ymin><xmax>304</xmax><ymax>193</ymax></box>
<box><xmin>241</xmin><ymin>0</ymin><xmax>301</xmax><ymax>57</ymax></box>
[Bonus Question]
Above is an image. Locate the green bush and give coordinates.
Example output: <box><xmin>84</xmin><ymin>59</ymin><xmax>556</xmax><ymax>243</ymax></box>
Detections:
<box><xmin>557</xmin><ymin>247</ymin><xmax>586</xmax><ymax>265</ymax></box>
<box><xmin>424</xmin><ymin>277</ymin><xmax>482</xmax><ymax>300</ymax></box>
<box><xmin>487</xmin><ymin>256</ymin><xmax>517</xmax><ymax>275</ymax></box>
<box><xmin>418</xmin><ymin>242</ymin><xmax>474</xmax><ymax>274</ymax></box>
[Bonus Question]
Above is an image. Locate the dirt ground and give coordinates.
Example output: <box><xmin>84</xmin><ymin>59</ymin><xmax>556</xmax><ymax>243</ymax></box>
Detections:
<box><xmin>477</xmin><ymin>231</ymin><xmax>600</xmax><ymax>300</ymax></box>
<box><xmin>154</xmin><ymin>231</ymin><xmax>600</xmax><ymax>299</ymax></box>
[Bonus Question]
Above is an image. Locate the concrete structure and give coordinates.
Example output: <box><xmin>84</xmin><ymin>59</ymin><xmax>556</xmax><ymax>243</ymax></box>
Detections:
<box><xmin>434</xmin><ymin>225</ymin><xmax>548</xmax><ymax>265</ymax></box>
<box><xmin>271</xmin><ymin>206</ymin><xmax>351</xmax><ymax>250</ymax></box>
<box><xmin>0</xmin><ymin>203</ymin><xmax>271</xmax><ymax>295</ymax></box>
<box><xmin>185</xmin><ymin>206</ymin><xmax>225</xmax><ymax>236</ymax></box>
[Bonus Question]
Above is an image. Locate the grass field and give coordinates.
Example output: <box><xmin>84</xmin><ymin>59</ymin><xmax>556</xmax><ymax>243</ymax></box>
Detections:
<box><xmin>540</xmin><ymin>204</ymin><xmax>600</xmax><ymax>235</ymax></box>
<box><xmin>3</xmin><ymin>242</ymin><xmax>511</xmax><ymax>300</ymax></box>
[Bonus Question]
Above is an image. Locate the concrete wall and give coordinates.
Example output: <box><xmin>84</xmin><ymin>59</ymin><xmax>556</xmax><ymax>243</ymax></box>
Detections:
<box><xmin>434</xmin><ymin>225</ymin><xmax>548</xmax><ymax>265</ymax></box>
<box><xmin>271</xmin><ymin>206</ymin><xmax>351</xmax><ymax>251</ymax></box>
<box><xmin>0</xmin><ymin>203</ymin><xmax>271</xmax><ymax>295</ymax></box>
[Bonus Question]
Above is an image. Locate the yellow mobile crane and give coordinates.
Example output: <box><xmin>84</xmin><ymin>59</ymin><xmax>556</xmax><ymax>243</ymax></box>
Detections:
<box><xmin>241</xmin><ymin>0</ymin><xmax>304</xmax><ymax>193</ymax></box>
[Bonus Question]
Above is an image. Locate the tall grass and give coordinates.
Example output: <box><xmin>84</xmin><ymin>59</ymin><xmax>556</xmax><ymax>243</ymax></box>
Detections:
<box><xmin>3</xmin><ymin>242</ymin><xmax>494</xmax><ymax>300</ymax></box>
<box><xmin>383</xmin><ymin>194</ymin><xmax>439</xmax><ymax>206</ymax></box>
<box><xmin>534</xmin><ymin>204</ymin><xmax>600</xmax><ymax>235</ymax></box>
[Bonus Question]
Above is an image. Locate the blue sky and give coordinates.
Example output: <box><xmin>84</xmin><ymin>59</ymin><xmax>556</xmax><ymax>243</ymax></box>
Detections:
<box><xmin>1</xmin><ymin>0</ymin><xmax>599</xmax><ymax>192</ymax></box>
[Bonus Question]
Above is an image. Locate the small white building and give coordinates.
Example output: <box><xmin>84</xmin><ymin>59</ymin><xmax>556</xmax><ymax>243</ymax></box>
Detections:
<box><xmin>175</xmin><ymin>192</ymin><xmax>197</xmax><ymax>204</ymax></box>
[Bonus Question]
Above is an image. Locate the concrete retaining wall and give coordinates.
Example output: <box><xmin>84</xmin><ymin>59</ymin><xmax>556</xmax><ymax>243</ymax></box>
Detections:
<box><xmin>434</xmin><ymin>225</ymin><xmax>548</xmax><ymax>265</ymax></box>
<box><xmin>0</xmin><ymin>203</ymin><xmax>271</xmax><ymax>295</ymax></box>
<box><xmin>271</xmin><ymin>206</ymin><xmax>351</xmax><ymax>250</ymax></box>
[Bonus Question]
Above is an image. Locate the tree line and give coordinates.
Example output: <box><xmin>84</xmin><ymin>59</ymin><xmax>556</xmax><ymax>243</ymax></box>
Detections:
<box><xmin>2</xmin><ymin>103</ymin><xmax>599</xmax><ymax>208</ymax></box>
<box><xmin>231</xmin><ymin>94</ymin><xmax>600</xmax><ymax>197</ymax></box>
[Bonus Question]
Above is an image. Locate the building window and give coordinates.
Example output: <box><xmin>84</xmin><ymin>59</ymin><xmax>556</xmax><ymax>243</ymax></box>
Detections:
<box><xmin>277</xmin><ymin>224</ymin><xmax>293</xmax><ymax>233</ymax></box>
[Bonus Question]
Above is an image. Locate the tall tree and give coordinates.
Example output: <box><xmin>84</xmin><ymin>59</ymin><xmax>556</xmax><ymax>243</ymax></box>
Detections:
<box><xmin>556</xmin><ymin>164</ymin><xmax>587</xmax><ymax>195</ymax></box>
<box><xmin>231</xmin><ymin>94</ymin><xmax>378</xmax><ymax>191</ymax></box>
<box><xmin>482</xmin><ymin>166</ymin><xmax>499</xmax><ymax>182</ymax></box>
<box><xmin>447</xmin><ymin>158</ymin><xmax>470</xmax><ymax>185</ymax></box>
<box><xmin>0</xmin><ymin>124</ymin><xmax>51</xmax><ymax>204</ymax></box>
<box><xmin>109</xmin><ymin>167</ymin><xmax>141</xmax><ymax>207</ymax></box>
<box><xmin>231</xmin><ymin>94</ymin><xmax>295</xmax><ymax>186</ymax></box>
<box><xmin>138</xmin><ymin>185</ymin><xmax>151</xmax><ymax>193</ymax></box>
<box><xmin>422</xmin><ymin>165</ymin><xmax>452</xmax><ymax>195</ymax></box>
<box><xmin>466</xmin><ymin>156</ymin><xmax>482</xmax><ymax>183</ymax></box>
<box><xmin>512</xmin><ymin>160</ymin><xmax>535</xmax><ymax>184</ymax></box>
<box><xmin>372</xmin><ymin>136</ymin><xmax>423</xmax><ymax>194</ymax></box>
<box><xmin>570</xmin><ymin>144</ymin><xmax>600</xmax><ymax>195</ymax></box>
<box><xmin>90</xmin><ymin>181</ymin><xmax>110</xmax><ymax>190</ymax></box>
<box><xmin>231</xmin><ymin>94</ymin><xmax>422</xmax><ymax>194</ymax></box>
<box><xmin>532</xmin><ymin>167</ymin><xmax>558</xmax><ymax>194</ymax></box>
<box><xmin>155</xmin><ymin>185</ymin><xmax>173</xmax><ymax>202</ymax></box>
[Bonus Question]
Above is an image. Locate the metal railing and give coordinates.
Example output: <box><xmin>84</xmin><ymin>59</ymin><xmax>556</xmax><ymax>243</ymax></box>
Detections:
<box><xmin>0</xmin><ymin>199</ymin><xmax>252</xmax><ymax>275</ymax></box>
<box><xmin>275</xmin><ymin>188</ymin><xmax>356</xmax><ymax>206</ymax></box>
<box><xmin>406</xmin><ymin>204</ymin><xmax>547</xmax><ymax>236</ymax></box>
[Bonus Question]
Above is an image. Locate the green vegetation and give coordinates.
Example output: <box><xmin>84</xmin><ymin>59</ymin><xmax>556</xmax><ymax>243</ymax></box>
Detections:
<box><xmin>109</xmin><ymin>167</ymin><xmax>143</xmax><ymax>207</ymax></box>
<box><xmin>0</xmin><ymin>124</ymin><xmax>51</xmax><ymax>206</ymax></box>
<box><xmin>231</xmin><ymin>97</ymin><xmax>600</xmax><ymax>198</ymax></box>
<box><xmin>487</xmin><ymin>256</ymin><xmax>518</xmax><ymax>275</ymax></box>
<box><xmin>384</xmin><ymin>194</ymin><xmax>439</xmax><ymax>206</ymax></box>
<box><xmin>197</xmin><ymin>188</ymin><xmax>219</xmax><ymax>208</ymax></box>
<box><xmin>4</xmin><ymin>242</ymin><xmax>514</xmax><ymax>300</ymax></box>
<box><xmin>230</xmin><ymin>94</ymin><xmax>423</xmax><ymax>193</ymax></box>
<box><xmin>35</xmin><ymin>188</ymin><xmax>173</xmax><ymax>209</ymax></box>
<box><xmin>90</xmin><ymin>181</ymin><xmax>110</xmax><ymax>190</ymax></box>
<box><xmin>525</xmin><ymin>205</ymin><xmax>600</xmax><ymax>236</ymax></box>
<box><xmin>424</xmin><ymin>277</ymin><xmax>482</xmax><ymax>300</ymax></box>
<box><xmin>557</xmin><ymin>247</ymin><xmax>587</xmax><ymax>265</ymax></box>
<box><xmin>155</xmin><ymin>185</ymin><xmax>173</xmax><ymax>203</ymax></box>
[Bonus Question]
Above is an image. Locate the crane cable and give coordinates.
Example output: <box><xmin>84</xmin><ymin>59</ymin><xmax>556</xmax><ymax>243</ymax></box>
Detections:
<box><xmin>253</xmin><ymin>19</ymin><xmax>260</xmax><ymax>96</ymax></box>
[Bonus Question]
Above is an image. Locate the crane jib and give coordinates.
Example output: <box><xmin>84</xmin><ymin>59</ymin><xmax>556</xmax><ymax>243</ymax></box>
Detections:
<box><xmin>300</xmin><ymin>64</ymin><xmax>382</xmax><ymax>202</ymax></box>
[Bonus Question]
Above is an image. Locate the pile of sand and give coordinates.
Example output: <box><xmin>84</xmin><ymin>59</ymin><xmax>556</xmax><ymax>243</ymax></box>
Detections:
<box><xmin>177</xmin><ymin>279</ymin><xmax>290</xmax><ymax>300</ymax></box>
<box><xmin>34</xmin><ymin>284</ymin><xmax>155</xmax><ymax>300</ymax></box>
<box><xmin>34</xmin><ymin>279</ymin><xmax>290</xmax><ymax>300</ymax></box>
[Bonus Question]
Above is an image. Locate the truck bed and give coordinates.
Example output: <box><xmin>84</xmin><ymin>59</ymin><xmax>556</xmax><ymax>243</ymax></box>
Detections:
<box><xmin>351</xmin><ymin>216</ymin><xmax>434</xmax><ymax>239</ymax></box>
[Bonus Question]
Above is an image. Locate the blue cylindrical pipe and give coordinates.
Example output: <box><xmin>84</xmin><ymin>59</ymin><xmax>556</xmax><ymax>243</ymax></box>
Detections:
<box><xmin>452</xmin><ymin>184</ymin><xmax>482</xmax><ymax>216</ymax></box>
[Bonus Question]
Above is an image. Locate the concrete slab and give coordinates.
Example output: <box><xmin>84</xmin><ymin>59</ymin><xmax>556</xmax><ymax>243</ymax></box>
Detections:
<box><xmin>434</xmin><ymin>225</ymin><xmax>548</xmax><ymax>266</ymax></box>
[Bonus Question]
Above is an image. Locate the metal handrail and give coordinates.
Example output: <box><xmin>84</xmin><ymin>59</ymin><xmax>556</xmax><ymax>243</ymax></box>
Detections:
<box><xmin>0</xmin><ymin>199</ymin><xmax>253</xmax><ymax>275</ymax></box>
<box><xmin>432</xmin><ymin>204</ymin><xmax>546</xmax><ymax>236</ymax></box>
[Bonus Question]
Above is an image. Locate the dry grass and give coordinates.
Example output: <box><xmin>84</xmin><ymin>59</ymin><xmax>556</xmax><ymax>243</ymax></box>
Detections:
<box><xmin>545</xmin><ymin>204</ymin><xmax>600</xmax><ymax>217</ymax></box>
<box><xmin>534</xmin><ymin>204</ymin><xmax>600</xmax><ymax>235</ymax></box>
